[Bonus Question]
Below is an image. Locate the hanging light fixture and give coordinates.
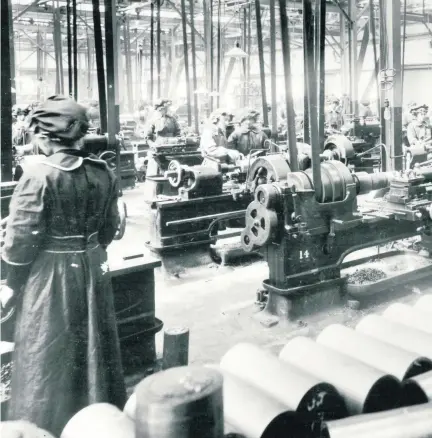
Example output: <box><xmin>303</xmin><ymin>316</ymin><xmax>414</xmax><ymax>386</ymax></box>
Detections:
<box><xmin>226</xmin><ymin>41</ymin><xmax>248</xmax><ymax>58</ymax></box>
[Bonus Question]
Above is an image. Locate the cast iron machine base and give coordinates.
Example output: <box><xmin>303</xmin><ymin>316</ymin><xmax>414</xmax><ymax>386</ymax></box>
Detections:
<box><xmin>240</xmin><ymin>155</ymin><xmax>432</xmax><ymax>324</ymax></box>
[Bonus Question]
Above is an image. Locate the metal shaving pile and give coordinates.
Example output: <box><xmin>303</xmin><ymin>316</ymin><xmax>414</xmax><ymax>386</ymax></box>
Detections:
<box><xmin>0</xmin><ymin>362</ymin><xmax>13</xmax><ymax>402</ymax></box>
<box><xmin>348</xmin><ymin>267</ymin><xmax>387</xmax><ymax>285</ymax></box>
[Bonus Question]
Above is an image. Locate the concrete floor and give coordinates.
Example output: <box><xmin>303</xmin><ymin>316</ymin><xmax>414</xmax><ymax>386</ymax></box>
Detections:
<box><xmin>110</xmin><ymin>183</ymin><xmax>432</xmax><ymax>374</ymax></box>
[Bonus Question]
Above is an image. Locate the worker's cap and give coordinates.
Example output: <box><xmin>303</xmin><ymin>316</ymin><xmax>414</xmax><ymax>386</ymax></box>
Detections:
<box><xmin>28</xmin><ymin>95</ymin><xmax>89</xmax><ymax>143</ymax></box>
<box><xmin>360</xmin><ymin>99</ymin><xmax>370</xmax><ymax>106</ymax></box>
<box><xmin>89</xmin><ymin>100</ymin><xmax>99</xmax><ymax>107</ymax></box>
<box><xmin>410</xmin><ymin>104</ymin><xmax>429</xmax><ymax>114</ymax></box>
<box><xmin>239</xmin><ymin>110</ymin><xmax>260</xmax><ymax>123</ymax></box>
<box><xmin>330</xmin><ymin>97</ymin><xmax>340</xmax><ymax>104</ymax></box>
<box><xmin>154</xmin><ymin>98</ymin><xmax>172</xmax><ymax>110</ymax></box>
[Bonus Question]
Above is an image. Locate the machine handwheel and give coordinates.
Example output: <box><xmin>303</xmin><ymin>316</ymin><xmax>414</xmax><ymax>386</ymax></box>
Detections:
<box><xmin>241</xmin><ymin>201</ymin><xmax>278</xmax><ymax>252</ymax></box>
<box><xmin>167</xmin><ymin>160</ymin><xmax>184</xmax><ymax>188</ymax></box>
<box><xmin>99</xmin><ymin>151</ymin><xmax>117</xmax><ymax>171</ymax></box>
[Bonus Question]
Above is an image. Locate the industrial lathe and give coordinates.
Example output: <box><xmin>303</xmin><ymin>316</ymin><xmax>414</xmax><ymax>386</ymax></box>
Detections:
<box><xmin>240</xmin><ymin>152</ymin><xmax>432</xmax><ymax>323</ymax></box>
<box><xmin>141</xmin><ymin>144</ymin><xmax>313</xmax><ymax>259</ymax></box>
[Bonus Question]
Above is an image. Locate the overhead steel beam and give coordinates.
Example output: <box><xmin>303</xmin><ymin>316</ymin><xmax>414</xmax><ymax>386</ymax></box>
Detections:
<box><xmin>13</xmin><ymin>0</ymin><xmax>41</xmax><ymax>21</ymax></box>
<box><xmin>165</xmin><ymin>0</ymin><xmax>204</xmax><ymax>42</ymax></box>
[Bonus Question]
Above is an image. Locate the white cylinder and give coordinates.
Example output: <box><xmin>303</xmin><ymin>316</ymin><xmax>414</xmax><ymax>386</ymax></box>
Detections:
<box><xmin>383</xmin><ymin>303</ymin><xmax>432</xmax><ymax>335</ymax></box>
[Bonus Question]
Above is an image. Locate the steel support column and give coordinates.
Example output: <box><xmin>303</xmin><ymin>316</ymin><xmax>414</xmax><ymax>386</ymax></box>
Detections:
<box><xmin>180</xmin><ymin>0</ymin><xmax>192</xmax><ymax>126</ymax></box>
<box><xmin>255</xmin><ymin>0</ymin><xmax>268</xmax><ymax>126</ymax></box>
<box><xmin>279</xmin><ymin>0</ymin><xmax>298</xmax><ymax>171</ymax></box>
<box><xmin>1</xmin><ymin>0</ymin><xmax>13</xmax><ymax>181</ymax></box>
<box><xmin>67</xmin><ymin>0</ymin><xmax>73</xmax><ymax>96</ymax></box>
<box><xmin>380</xmin><ymin>0</ymin><xmax>403</xmax><ymax>171</ymax></box>
<box><xmin>304</xmin><ymin>0</ymin><xmax>322</xmax><ymax>198</ymax></box>
<box><xmin>348</xmin><ymin>0</ymin><xmax>358</xmax><ymax>114</ymax></box>
<box><xmin>216</xmin><ymin>0</ymin><xmax>222</xmax><ymax>108</ymax></box>
<box><xmin>92</xmin><ymin>0</ymin><xmax>107</xmax><ymax>132</ymax></box>
<box><xmin>315</xmin><ymin>0</ymin><xmax>326</xmax><ymax>148</ymax></box>
<box><xmin>302</xmin><ymin>0</ymin><xmax>314</xmax><ymax>144</ymax></box>
<box><xmin>269</xmin><ymin>0</ymin><xmax>277</xmax><ymax>139</ymax></box>
<box><xmin>86</xmin><ymin>35</ymin><xmax>93</xmax><ymax>99</ymax></box>
<box><xmin>203</xmin><ymin>0</ymin><xmax>212</xmax><ymax>113</ymax></box>
<box><xmin>189</xmin><ymin>0</ymin><xmax>199</xmax><ymax>133</ymax></box>
<box><xmin>72</xmin><ymin>0</ymin><xmax>78</xmax><ymax>100</ymax></box>
<box><xmin>104</xmin><ymin>0</ymin><xmax>121</xmax><ymax>190</ymax></box>
<box><xmin>124</xmin><ymin>17</ymin><xmax>134</xmax><ymax>112</ymax></box>
<box><xmin>150</xmin><ymin>2</ymin><xmax>154</xmax><ymax>101</ymax></box>
<box><xmin>53</xmin><ymin>8</ymin><xmax>64</xmax><ymax>95</ymax></box>
<box><xmin>36</xmin><ymin>31</ymin><xmax>43</xmax><ymax>101</ymax></box>
<box><xmin>156</xmin><ymin>0</ymin><xmax>161</xmax><ymax>97</ymax></box>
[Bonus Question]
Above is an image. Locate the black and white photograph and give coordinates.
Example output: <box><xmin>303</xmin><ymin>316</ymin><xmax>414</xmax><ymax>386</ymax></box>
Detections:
<box><xmin>1</xmin><ymin>0</ymin><xmax>432</xmax><ymax>436</ymax></box>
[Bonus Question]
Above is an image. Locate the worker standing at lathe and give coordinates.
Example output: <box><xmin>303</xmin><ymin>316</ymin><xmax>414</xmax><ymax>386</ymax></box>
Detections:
<box><xmin>200</xmin><ymin>111</ymin><xmax>242</xmax><ymax>163</ymax></box>
<box><xmin>406</xmin><ymin>104</ymin><xmax>431</xmax><ymax>147</ymax></box>
<box><xmin>0</xmin><ymin>95</ymin><xmax>126</xmax><ymax>437</ymax></box>
<box><xmin>227</xmin><ymin>110</ymin><xmax>268</xmax><ymax>156</ymax></box>
<box><xmin>146</xmin><ymin>98</ymin><xmax>181</xmax><ymax>144</ymax></box>
<box><xmin>325</xmin><ymin>97</ymin><xmax>344</xmax><ymax>130</ymax></box>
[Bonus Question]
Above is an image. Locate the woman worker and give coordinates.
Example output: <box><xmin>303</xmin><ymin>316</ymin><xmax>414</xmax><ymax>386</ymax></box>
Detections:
<box><xmin>227</xmin><ymin>110</ymin><xmax>268</xmax><ymax>156</ymax></box>
<box><xmin>406</xmin><ymin>104</ymin><xmax>431</xmax><ymax>147</ymax></box>
<box><xmin>0</xmin><ymin>95</ymin><xmax>126</xmax><ymax>436</ymax></box>
<box><xmin>146</xmin><ymin>98</ymin><xmax>181</xmax><ymax>144</ymax></box>
<box><xmin>200</xmin><ymin>111</ymin><xmax>242</xmax><ymax>163</ymax></box>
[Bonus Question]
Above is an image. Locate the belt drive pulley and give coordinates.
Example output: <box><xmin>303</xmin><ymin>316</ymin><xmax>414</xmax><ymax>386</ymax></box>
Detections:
<box><xmin>241</xmin><ymin>201</ymin><xmax>278</xmax><ymax>252</ymax></box>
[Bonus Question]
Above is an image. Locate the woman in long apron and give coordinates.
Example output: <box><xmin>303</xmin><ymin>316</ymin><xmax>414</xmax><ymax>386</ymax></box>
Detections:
<box><xmin>1</xmin><ymin>96</ymin><xmax>126</xmax><ymax>436</ymax></box>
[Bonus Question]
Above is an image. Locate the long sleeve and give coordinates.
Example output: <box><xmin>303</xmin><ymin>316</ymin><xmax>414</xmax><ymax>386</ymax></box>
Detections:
<box><xmin>227</xmin><ymin>131</ymin><xmax>239</xmax><ymax>150</ymax></box>
<box><xmin>2</xmin><ymin>172</ymin><xmax>47</xmax><ymax>290</ymax></box>
<box><xmin>406</xmin><ymin>123</ymin><xmax>419</xmax><ymax>146</ymax></box>
<box><xmin>98</xmin><ymin>177</ymin><xmax>120</xmax><ymax>246</ymax></box>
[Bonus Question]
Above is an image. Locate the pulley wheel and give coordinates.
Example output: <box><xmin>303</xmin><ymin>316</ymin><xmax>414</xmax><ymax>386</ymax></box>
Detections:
<box><xmin>255</xmin><ymin>184</ymin><xmax>280</xmax><ymax>209</ymax></box>
<box><xmin>99</xmin><ymin>150</ymin><xmax>117</xmax><ymax>171</ymax></box>
<box><xmin>167</xmin><ymin>160</ymin><xmax>183</xmax><ymax>188</ymax></box>
<box><xmin>243</xmin><ymin>201</ymin><xmax>278</xmax><ymax>248</ymax></box>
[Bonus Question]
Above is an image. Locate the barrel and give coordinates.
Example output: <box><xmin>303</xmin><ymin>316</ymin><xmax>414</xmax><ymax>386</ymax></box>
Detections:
<box><xmin>413</xmin><ymin>295</ymin><xmax>432</xmax><ymax>314</ymax></box>
<box><xmin>356</xmin><ymin>314</ymin><xmax>432</xmax><ymax>360</ymax></box>
<box><xmin>316</xmin><ymin>324</ymin><xmax>432</xmax><ymax>380</ymax></box>
<box><xmin>404</xmin><ymin>370</ymin><xmax>432</xmax><ymax>404</ymax></box>
<box><xmin>135</xmin><ymin>366</ymin><xmax>224</xmax><ymax>438</ymax></box>
<box><xmin>212</xmin><ymin>366</ymin><xmax>309</xmax><ymax>438</ymax></box>
<box><xmin>382</xmin><ymin>303</ymin><xmax>432</xmax><ymax>334</ymax></box>
<box><xmin>60</xmin><ymin>403</ymin><xmax>134</xmax><ymax>438</ymax></box>
<box><xmin>220</xmin><ymin>343</ymin><xmax>347</xmax><ymax>421</ymax></box>
<box><xmin>322</xmin><ymin>402</ymin><xmax>432</xmax><ymax>438</ymax></box>
<box><xmin>123</xmin><ymin>393</ymin><xmax>136</xmax><ymax>419</ymax></box>
<box><xmin>279</xmin><ymin>336</ymin><xmax>402</xmax><ymax>415</ymax></box>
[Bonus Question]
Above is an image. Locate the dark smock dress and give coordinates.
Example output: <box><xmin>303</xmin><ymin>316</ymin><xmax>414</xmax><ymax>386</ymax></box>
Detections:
<box><xmin>2</xmin><ymin>149</ymin><xmax>127</xmax><ymax>436</ymax></box>
<box><xmin>227</xmin><ymin>127</ymin><xmax>268</xmax><ymax>156</ymax></box>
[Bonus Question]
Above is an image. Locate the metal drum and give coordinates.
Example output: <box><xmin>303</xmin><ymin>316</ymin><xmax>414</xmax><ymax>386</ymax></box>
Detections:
<box><xmin>323</xmin><ymin>402</ymin><xmax>432</xmax><ymax>438</ymax></box>
<box><xmin>317</xmin><ymin>324</ymin><xmax>432</xmax><ymax>380</ymax></box>
<box><xmin>61</xmin><ymin>403</ymin><xmax>134</xmax><ymax>438</ymax></box>
<box><xmin>135</xmin><ymin>366</ymin><xmax>224</xmax><ymax>438</ymax></box>
<box><xmin>220</xmin><ymin>343</ymin><xmax>347</xmax><ymax>421</ymax></box>
<box><xmin>279</xmin><ymin>336</ymin><xmax>402</xmax><ymax>415</ymax></box>
<box><xmin>382</xmin><ymin>303</ymin><xmax>432</xmax><ymax>335</ymax></box>
<box><xmin>356</xmin><ymin>314</ymin><xmax>432</xmax><ymax>360</ymax></box>
<box><xmin>214</xmin><ymin>366</ymin><xmax>308</xmax><ymax>438</ymax></box>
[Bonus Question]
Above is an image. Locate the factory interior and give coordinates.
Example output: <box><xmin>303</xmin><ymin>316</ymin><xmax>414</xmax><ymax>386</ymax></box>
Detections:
<box><xmin>2</xmin><ymin>0</ymin><xmax>432</xmax><ymax>436</ymax></box>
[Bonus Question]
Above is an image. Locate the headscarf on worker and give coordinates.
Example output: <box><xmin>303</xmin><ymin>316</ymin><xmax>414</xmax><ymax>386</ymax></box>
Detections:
<box><xmin>3</xmin><ymin>95</ymin><xmax>126</xmax><ymax>436</ymax></box>
<box><xmin>227</xmin><ymin>109</ymin><xmax>268</xmax><ymax>156</ymax></box>
<box><xmin>146</xmin><ymin>98</ymin><xmax>181</xmax><ymax>143</ymax></box>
